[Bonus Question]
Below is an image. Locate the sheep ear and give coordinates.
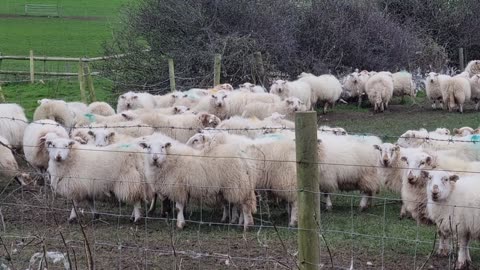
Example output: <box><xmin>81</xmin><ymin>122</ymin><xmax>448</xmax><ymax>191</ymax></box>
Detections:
<box><xmin>120</xmin><ymin>95</ymin><xmax>125</xmax><ymax>99</ymax></box>
<box><xmin>132</xmin><ymin>95</ymin><xmax>138</xmax><ymax>99</ymax></box>
<box><xmin>68</xmin><ymin>140</ymin><xmax>75</xmax><ymax>147</ymax></box>
<box><xmin>286</xmin><ymin>99</ymin><xmax>293</xmax><ymax>105</ymax></box>
<box><xmin>87</xmin><ymin>130</ymin><xmax>94</xmax><ymax>136</ymax></box>
<box><xmin>139</xmin><ymin>142</ymin><xmax>148</xmax><ymax>149</ymax></box>
<box><xmin>183</xmin><ymin>94</ymin><xmax>188</xmax><ymax>98</ymax></box>
<box><xmin>165</xmin><ymin>142</ymin><xmax>171</xmax><ymax>148</ymax></box>
<box><xmin>317</xmin><ymin>139</ymin><xmax>322</xmax><ymax>144</ymax></box>
<box><xmin>108</xmin><ymin>131</ymin><xmax>115</xmax><ymax>138</ymax></box>
<box><xmin>37</xmin><ymin>100</ymin><xmax>42</xmax><ymax>104</ymax></box>
<box><xmin>121</xmin><ymin>112</ymin><xmax>133</xmax><ymax>121</ymax></box>
<box><xmin>211</xmin><ymin>94</ymin><xmax>216</xmax><ymax>98</ymax></box>
<box><xmin>449</xmin><ymin>175</ymin><xmax>459</xmax><ymax>182</ymax></box>
<box><xmin>373</xmin><ymin>145</ymin><xmax>381</xmax><ymax>151</ymax></box>
<box><xmin>400</xmin><ymin>156</ymin><xmax>407</xmax><ymax>162</ymax></box>
<box><xmin>73</xmin><ymin>136</ymin><xmax>87</xmax><ymax>144</ymax></box>
<box><xmin>174</xmin><ymin>107</ymin><xmax>179</xmax><ymax>113</ymax></box>
<box><xmin>393</xmin><ymin>144</ymin><xmax>400</xmax><ymax>151</ymax></box>
<box><xmin>453</xmin><ymin>128</ymin><xmax>459</xmax><ymax>134</ymax></box>
<box><xmin>426</xmin><ymin>156</ymin><xmax>433</xmax><ymax>165</ymax></box>
<box><xmin>420</xmin><ymin>170</ymin><xmax>429</xmax><ymax>179</ymax></box>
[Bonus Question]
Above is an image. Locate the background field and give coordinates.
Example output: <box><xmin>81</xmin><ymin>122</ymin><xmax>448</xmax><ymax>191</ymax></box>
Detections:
<box><xmin>1</xmin><ymin>1</ymin><xmax>480</xmax><ymax>269</ymax></box>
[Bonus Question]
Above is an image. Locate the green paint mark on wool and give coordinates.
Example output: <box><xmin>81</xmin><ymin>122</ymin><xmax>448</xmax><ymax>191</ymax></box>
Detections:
<box><xmin>84</xmin><ymin>113</ymin><xmax>96</xmax><ymax>123</ymax></box>
<box><xmin>120</xmin><ymin>144</ymin><xmax>131</xmax><ymax>149</ymax></box>
<box><xmin>471</xmin><ymin>134</ymin><xmax>480</xmax><ymax>143</ymax></box>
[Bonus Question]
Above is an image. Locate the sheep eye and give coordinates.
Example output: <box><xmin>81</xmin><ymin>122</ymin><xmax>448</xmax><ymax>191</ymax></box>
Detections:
<box><xmin>193</xmin><ymin>139</ymin><xmax>198</xmax><ymax>143</ymax></box>
<box><xmin>420</xmin><ymin>161</ymin><xmax>425</xmax><ymax>165</ymax></box>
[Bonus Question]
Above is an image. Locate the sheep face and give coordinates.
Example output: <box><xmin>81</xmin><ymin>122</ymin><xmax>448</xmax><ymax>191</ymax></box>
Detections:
<box><xmin>210</xmin><ymin>93</ymin><xmax>227</xmax><ymax>108</ymax></box>
<box><xmin>426</xmin><ymin>72</ymin><xmax>440</xmax><ymax>84</ymax></box>
<box><xmin>199</xmin><ymin>113</ymin><xmax>220</xmax><ymax>128</ymax></box>
<box><xmin>373</xmin><ymin>143</ymin><xmax>399</xmax><ymax>167</ymax></box>
<box><xmin>239</xmin><ymin>82</ymin><xmax>254</xmax><ymax>92</ymax></box>
<box><xmin>173</xmin><ymin>106</ymin><xmax>190</xmax><ymax>114</ymax></box>
<box><xmin>46</xmin><ymin>138</ymin><xmax>75</xmax><ymax>162</ymax></box>
<box><xmin>270</xmin><ymin>80</ymin><xmax>288</xmax><ymax>98</ymax></box>
<box><xmin>139</xmin><ymin>140</ymin><xmax>171</xmax><ymax>167</ymax></box>
<box><xmin>400</xmin><ymin>152</ymin><xmax>434</xmax><ymax>185</ymax></box>
<box><xmin>118</xmin><ymin>92</ymin><xmax>142</xmax><ymax>110</ymax></box>
<box><xmin>397</xmin><ymin>130</ymin><xmax>428</xmax><ymax>148</ymax></box>
<box><xmin>434</xmin><ymin>128</ymin><xmax>450</xmax><ymax>136</ymax></box>
<box><xmin>215</xmin><ymin>83</ymin><xmax>234</xmax><ymax>92</ymax></box>
<box><xmin>186</xmin><ymin>133</ymin><xmax>208</xmax><ymax>150</ymax></box>
<box><xmin>285</xmin><ymin>97</ymin><xmax>306</xmax><ymax>113</ymax></box>
<box><xmin>424</xmin><ymin>170</ymin><xmax>459</xmax><ymax>202</ymax></box>
<box><xmin>88</xmin><ymin>129</ymin><xmax>115</xmax><ymax>147</ymax></box>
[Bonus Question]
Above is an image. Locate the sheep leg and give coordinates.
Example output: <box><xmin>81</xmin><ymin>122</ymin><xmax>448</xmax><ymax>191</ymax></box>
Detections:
<box><xmin>373</xmin><ymin>103</ymin><xmax>378</xmax><ymax>113</ymax></box>
<box><xmin>147</xmin><ymin>193</ymin><xmax>157</xmax><ymax>216</ymax></box>
<box><xmin>456</xmin><ymin>236</ymin><xmax>470</xmax><ymax>269</ymax></box>
<box><xmin>431</xmin><ymin>101</ymin><xmax>436</xmax><ymax>109</ymax></box>
<box><xmin>324</xmin><ymin>194</ymin><xmax>332</xmax><ymax>211</ymax></box>
<box><xmin>175</xmin><ymin>202</ymin><xmax>186</xmax><ymax>229</ymax></box>
<box><xmin>475</xmin><ymin>101</ymin><xmax>480</xmax><ymax>111</ymax></box>
<box><xmin>87</xmin><ymin>199</ymin><xmax>99</xmax><ymax>220</ymax></box>
<box><xmin>399</xmin><ymin>204</ymin><xmax>409</xmax><ymax>219</ymax></box>
<box><xmin>323</xmin><ymin>103</ymin><xmax>329</xmax><ymax>114</ymax></box>
<box><xmin>359</xmin><ymin>192</ymin><xmax>372</xmax><ymax>211</ymax></box>
<box><xmin>237</xmin><ymin>210</ymin><xmax>244</xmax><ymax>226</ymax></box>
<box><xmin>231</xmin><ymin>205</ymin><xmax>240</xmax><ymax>224</ymax></box>
<box><xmin>68</xmin><ymin>200</ymin><xmax>79</xmax><ymax>223</ymax></box>
<box><xmin>459</xmin><ymin>104</ymin><xmax>464</xmax><ymax>114</ymax></box>
<box><xmin>288</xmin><ymin>201</ymin><xmax>298</xmax><ymax>227</ymax></box>
<box><xmin>241</xmin><ymin>204</ymin><xmax>254</xmax><ymax>231</ymax></box>
<box><xmin>130</xmin><ymin>202</ymin><xmax>142</xmax><ymax>223</ymax></box>
<box><xmin>221</xmin><ymin>204</ymin><xmax>229</xmax><ymax>223</ymax></box>
<box><xmin>436</xmin><ymin>231</ymin><xmax>449</xmax><ymax>257</ymax></box>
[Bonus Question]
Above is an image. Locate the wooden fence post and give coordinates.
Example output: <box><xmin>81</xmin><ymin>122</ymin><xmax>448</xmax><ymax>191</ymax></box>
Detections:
<box><xmin>29</xmin><ymin>50</ymin><xmax>35</xmax><ymax>83</ymax></box>
<box><xmin>168</xmin><ymin>58</ymin><xmax>176</xmax><ymax>92</ymax></box>
<box><xmin>459</xmin><ymin>48</ymin><xmax>465</xmax><ymax>71</ymax></box>
<box><xmin>213</xmin><ymin>54</ymin><xmax>222</xmax><ymax>87</ymax></box>
<box><xmin>254</xmin><ymin>52</ymin><xmax>266</xmax><ymax>87</ymax></box>
<box><xmin>295</xmin><ymin>111</ymin><xmax>321</xmax><ymax>270</ymax></box>
<box><xmin>85</xmin><ymin>62</ymin><xmax>96</xmax><ymax>102</ymax></box>
<box><xmin>0</xmin><ymin>85</ymin><xmax>5</xmax><ymax>102</ymax></box>
<box><xmin>78</xmin><ymin>61</ymin><xmax>87</xmax><ymax>103</ymax></box>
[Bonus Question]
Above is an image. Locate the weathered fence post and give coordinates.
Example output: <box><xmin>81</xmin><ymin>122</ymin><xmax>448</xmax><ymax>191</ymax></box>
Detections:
<box><xmin>213</xmin><ymin>54</ymin><xmax>222</xmax><ymax>87</ymax></box>
<box><xmin>85</xmin><ymin>62</ymin><xmax>96</xmax><ymax>102</ymax></box>
<box><xmin>0</xmin><ymin>85</ymin><xmax>6</xmax><ymax>102</ymax></box>
<box><xmin>459</xmin><ymin>48</ymin><xmax>465</xmax><ymax>71</ymax></box>
<box><xmin>168</xmin><ymin>58</ymin><xmax>176</xmax><ymax>92</ymax></box>
<box><xmin>254</xmin><ymin>52</ymin><xmax>266</xmax><ymax>87</ymax></box>
<box><xmin>78</xmin><ymin>61</ymin><xmax>87</xmax><ymax>103</ymax></box>
<box><xmin>29</xmin><ymin>50</ymin><xmax>35</xmax><ymax>83</ymax></box>
<box><xmin>295</xmin><ymin>111</ymin><xmax>321</xmax><ymax>270</ymax></box>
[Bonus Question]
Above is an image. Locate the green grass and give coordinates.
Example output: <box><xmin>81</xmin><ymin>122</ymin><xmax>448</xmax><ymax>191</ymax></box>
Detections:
<box><xmin>0</xmin><ymin>0</ymin><xmax>128</xmax><ymax>17</ymax></box>
<box><xmin>2</xmin><ymin>78</ymin><xmax>116</xmax><ymax>119</ymax></box>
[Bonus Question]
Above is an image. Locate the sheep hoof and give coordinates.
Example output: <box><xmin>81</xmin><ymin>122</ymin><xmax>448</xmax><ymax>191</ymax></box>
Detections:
<box><xmin>176</xmin><ymin>221</ymin><xmax>186</xmax><ymax>230</ymax></box>
<box><xmin>456</xmin><ymin>260</ymin><xmax>468</xmax><ymax>270</ymax></box>
<box><xmin>359</xmin><ymin>206</ymin><xmax>368</xmax><ymax>212</ymax></box>
<box><xmin>436</xmin><ymin>249</ymin><xmax>449</xmax><ymax>257</ymax></box>
<box><xmin>93</xmin><ymin>213</ymin><xmax>100</xmax><ymax>220</ymax></box>
<box><xmin>288</xmin><ymin>221</ymin><xmax>298</xmax><ymax>228</ymax></box>
<box><xmin>68</xmin><ymin>217</ymin><xmax>77</xmax><ymax>224</ymax></box>
<box><xmin>325</xmin><ymin>206</ymin><xmax>332</xmax><ymax>211</ymax></box>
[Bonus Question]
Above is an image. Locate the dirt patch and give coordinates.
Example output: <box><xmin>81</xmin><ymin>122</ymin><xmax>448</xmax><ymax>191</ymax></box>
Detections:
<box><xmin>0</xmin><ymin>13</ymin><xmax>106</xmax><ymax>21</ymax></box>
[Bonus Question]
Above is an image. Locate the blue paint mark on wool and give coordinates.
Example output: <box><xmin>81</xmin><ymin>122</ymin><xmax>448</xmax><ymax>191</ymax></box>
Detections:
<box><xmin>260</xmin><ymin>134</ymin><xmax>284</xmax><ymax>140</ymax></box>
<box><xmin>84</xmin><ymin>113</ymin><xmax>96</xmax><ymax>123</ymax></box>
<box><xmin>471</xmin><ymin>134</ymin><xmax>480</xmax><ymax>144</ymax></box>
<box><xmin>120</xmin><ymin>144</ymin><xmax>131</xmax><ymax>149</ymax></box>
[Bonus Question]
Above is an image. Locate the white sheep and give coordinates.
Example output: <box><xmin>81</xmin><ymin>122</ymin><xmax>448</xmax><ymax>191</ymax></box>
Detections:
<box><xmin>469</xmin><ymin>75</ymin><xmax>480</xmax><ymax>110</ymax></box>
<box><xmin>0</xmin><ymin>103</ymin><xmax>28</xmax><ymax>150</ymax></box>
<box><xmin>140</xmin><ymin>134</ymin><xmax>257</xmax><ymax>230</ymax></box>
<box><xmin>298</xmin><ymin>73</ymin><xmax>342</xmax><ymax>113</ymax></box>
<box><xmin>74</xmin><ymin>111</ymin><xmax>134</xmax><ymax>126</ymax></box>
<box><xmin>137</xmin><ymin>112</ymin><xmax>220</xmax><ymax>143</ymax></box>
<box><xmin>465</xmin><ymin>60</ymin><xmax>480</xmax><ymax>77</ymax></box>
<box><xmin>453</xmin><ymin>127</ymin><xmax>474</xmax><ymax>137</ymax></box>
<box><xmin>46</xmin><ymin>137</ymin><xmax>152</xmax><ymax>223</ymax></box>
<box><xmin>392</xmin><ymin>71</ymin><xmax>417</xmax><ymax>100</ymax></box>
<box><xmin>0</xmin><ymin>135</ymin><xmax>19</xmax><ymax>179</ymax></box>
<box><xmin>425</xmin><ymin>170</ymin><xmax>480</xmax><ymax>269</ymax></box>
<box><xmin>117</xmin><ymin>91</ymin><xmax>156</xmax><ymax>112</ymax></box>
<box><xmin>238</xmin><ymin>83</ymin><xmax>266</xmax><ymax>93</ymax></box>
<box><xmin>215</xmin><ymin>115</ymin><xmax>294</xmax><ymax>138</ymax></box>
<box><xmin>242</xmin><ymin>97</ymin><xmax>307</xmax><ymax>121</ymax></box>
<box><xmin>23</xmin><ymin>120</ymin><xmax>69</xmax><ymax>171</ymax></box>
<box><xmin>269</xmin><ymin>79</ymin><xmax>312</xmax><ymax>109</ymax></box>
<box><xmin>365</xmin><ymin>72</ymin><xmax>394</xmax><ymax>113</ymax></box>
<box><xmin>33</xmin><ymin>100</ymin><xmax>76</xmax><ymax>130</ymax></box>
<box><xmin>85</xmin><ymin>128</ymin><xmax>134</xmax><ymax>147</ymax></box>
<box><xmin>433</xmin><ymin>128</ymin><xmax>450</xmax><ymax>136</ymax></box>
<box><xmin>318</xmin><ymin>126</ymin><xmax>347</xmax><ymax>136</ymax></box>
<box><xmin>373</xmin><ymin>143</ymin><xmax>403</xmax><ymax>193</ymax></box>
<box><xmin>37</xmin><ymin>99</ymin><xmax>88</xmax><ymax>116</ymax></box>
<box><xmin>193</xmin><ymin>91</ymin><xmax>281</xmax><ymax>119</ymax></box>
<box><xmin>87</xmin><ymin>102</ymin><xmax>115</xmax><ymax>116</ymax></box>
<box><xmin>425</xmin><ymin>72</ymin><xmax>450</xmax><ymax>109</ymax></box>
<box><xmin>443</xmin><ymin>76</ymin><xmax>471</xmax><ymax>113</ymax></box>
<box><xmin>341</xmin><ymin>71</ymin><xmax>370</xmax><ymax>107</ymax></box>
<box><xmin>317</xmin><ymin>134</ymin><xmax>381</xmax><ymax>211</ymax></box>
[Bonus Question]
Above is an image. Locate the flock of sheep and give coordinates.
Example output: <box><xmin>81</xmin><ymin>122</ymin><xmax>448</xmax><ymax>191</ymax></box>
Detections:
<box><xmin>0</xmin><ymin>60</ymin><xmax>479</xmax><ymax>269</ymax></box>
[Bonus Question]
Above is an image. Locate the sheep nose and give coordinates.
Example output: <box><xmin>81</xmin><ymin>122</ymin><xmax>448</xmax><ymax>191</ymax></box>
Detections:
<box><xmin>383</xmin><ymin>159</ymin><xmax>389</xmax><ymax>166</ymax></box>
<box><xmin>430</xmin><ymin>79</ymin><xmax>434</xmax><ymax>83</ymax></box>
<box><xmin>55</xmin><ymin>155</ymin><xmax>62</xmax><ymax>162</ymax></box>
<box><xmin>152</xmin><ymin>155</ymin><xmax>159</xmax><ymax>162</ymax></box>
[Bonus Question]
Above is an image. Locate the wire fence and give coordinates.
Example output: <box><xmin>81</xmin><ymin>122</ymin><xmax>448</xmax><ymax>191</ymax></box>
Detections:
<box><xmin>1</xmin><ymin>114</ymin><xmax>480</xmax><ymax>269</ymax></box>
